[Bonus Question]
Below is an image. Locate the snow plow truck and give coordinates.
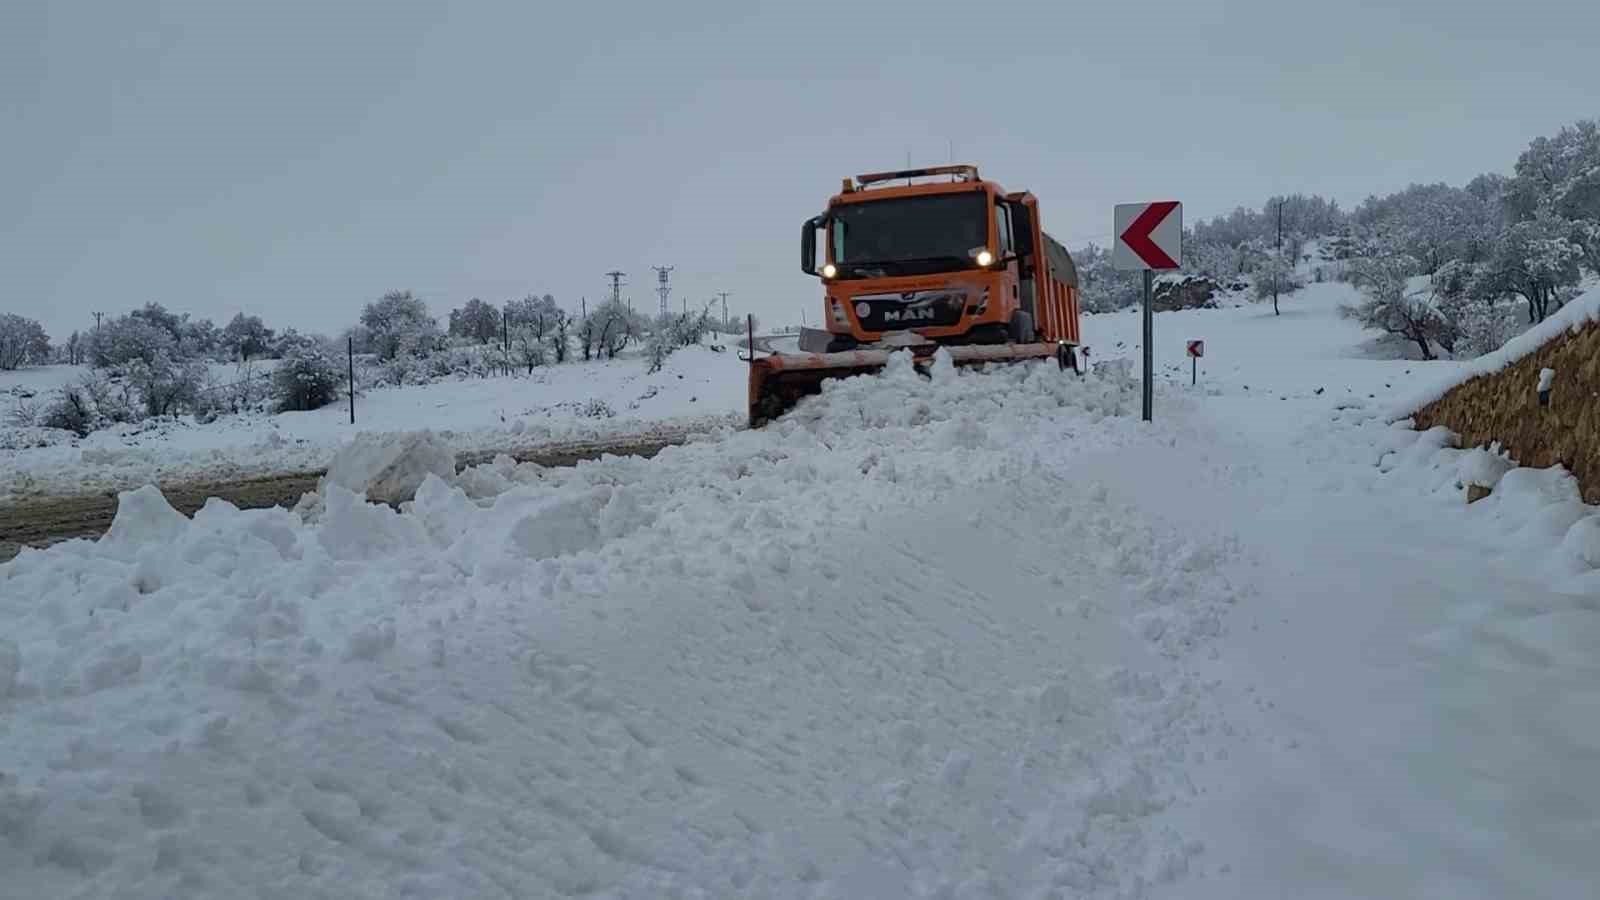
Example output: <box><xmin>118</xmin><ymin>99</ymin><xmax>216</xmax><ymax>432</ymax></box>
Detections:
<box><xmin>747</xmin><ymin>164</ymin><xmax>1082</xmax><ymax>426</ymax></box>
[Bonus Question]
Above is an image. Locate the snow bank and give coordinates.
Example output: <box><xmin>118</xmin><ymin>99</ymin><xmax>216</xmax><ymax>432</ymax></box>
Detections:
<box><xmin>1316</xmin><ymin>407</ymin><xmax>1600</xmax><ymax>594</ymax></box>
<box><xmin>0</xmin><ymin>353</ymin><xmax>1247</xmax><ymax>897</ymax></box>
<box><xmin>0</xmin><ymin>347</ymin><xmax>746</xmax><ymax>504</ymax></box>
<box><xmin>320</xmin><ymin>431</ymin><xmax>456</xmax><ymax>505</ymax></box>
<box><xmin>1392</xmin><ymin>282</ymin><xmax>1600</xmax><ymax>418</ymax></box>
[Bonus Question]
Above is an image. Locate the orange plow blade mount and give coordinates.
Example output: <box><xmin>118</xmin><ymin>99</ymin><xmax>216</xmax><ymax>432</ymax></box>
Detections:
<box><xmin>747</xmin><ymin>342</ymin><xmax>1077</xmax><ymax>428</ymax></box>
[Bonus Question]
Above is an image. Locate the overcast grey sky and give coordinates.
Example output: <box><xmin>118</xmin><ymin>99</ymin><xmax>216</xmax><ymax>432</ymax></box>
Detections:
<box><xmin>4</xmin><ymin>0</ymin><xmax>1596</xmax><ymax>339</ymax></box>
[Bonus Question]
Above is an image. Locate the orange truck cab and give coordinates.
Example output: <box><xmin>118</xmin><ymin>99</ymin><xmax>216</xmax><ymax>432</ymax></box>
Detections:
<box><xmin>798</xmin><ymin>165</ymin><xmax>1081</xmax><ymax>353</ymax></box>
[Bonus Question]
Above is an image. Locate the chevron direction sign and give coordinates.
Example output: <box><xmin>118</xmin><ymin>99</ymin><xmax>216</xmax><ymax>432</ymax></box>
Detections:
<box><xmin>1112</xmin><ymin>201</ymin><xmax>1182</xmax><ymax>271</ymax></box>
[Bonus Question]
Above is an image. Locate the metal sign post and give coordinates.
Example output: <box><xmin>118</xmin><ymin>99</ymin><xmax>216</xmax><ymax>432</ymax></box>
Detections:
<box><xmin>1113</xmin><ymin>201</ymin><xmax>1183</xmax><ymax>422</ymax></box>
<box><xmin>1142</xmin><ymin>270</ymin><xmax>1154</xmax><ymax>420</ymax></box>
<box><xmin>1187</xmin><ymin>340</ymin><xmax>1204</xmax><ymax>386</ymax></box>
<box><xmin>348</xmin><ymin>335</ymin><xmax>356</xmax><ymax>425</ymax></box>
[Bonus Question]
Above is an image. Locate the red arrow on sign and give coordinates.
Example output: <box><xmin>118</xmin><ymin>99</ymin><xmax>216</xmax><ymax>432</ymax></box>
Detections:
<box><xmin>1187</xmin><ymin>340</ymin><xmax>1204</xmax><ymax>358</ymax></box>
<box><xmin>1120</xmin><ymin>201</ymin><xmax>1181</xmax><ymax>269</ymax></box>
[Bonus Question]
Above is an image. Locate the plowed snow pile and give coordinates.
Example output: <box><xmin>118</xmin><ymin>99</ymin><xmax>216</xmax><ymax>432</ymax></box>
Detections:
<box><xmin>0</xmin><ymin>354</ymin><xmax>1247</xmax><ymax>899</ymax></box>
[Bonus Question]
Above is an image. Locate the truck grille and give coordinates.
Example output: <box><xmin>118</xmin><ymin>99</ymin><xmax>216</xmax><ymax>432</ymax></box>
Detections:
<box><xmin>850</xmin><ymin>289</ymin><xmax>967</xmax><ymax>331</ymax></box>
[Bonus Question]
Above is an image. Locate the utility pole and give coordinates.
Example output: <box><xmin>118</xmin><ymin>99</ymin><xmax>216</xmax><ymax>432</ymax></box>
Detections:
<box><xmin>717</xmin><ymin>292</ymin><xmax>730</xmax><ymax>331</ymax></box>
<box><xmin>93</xmin><ymin>311</ymin><xmax>105</xmax><ymax>335</ymax></box>
<box><xmin>1274</xmin><ymin>200</ymin><xmax>1284</xmax><ymax>316</ymax></box>
<box><xmin>606</xmin><ymin>271</ymin><xmax>627</xmax><ymax>308</ymax></box>
<box><xmin>652</xmin><ymin>265</ymin><xmax>673</xmax><ymax>319</ymax></box>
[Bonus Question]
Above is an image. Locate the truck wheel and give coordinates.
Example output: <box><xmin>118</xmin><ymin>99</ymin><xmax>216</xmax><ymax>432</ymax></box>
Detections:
<box><xmin>1008</xmin><ymin>311</ymin><xmax>1036</xmax><ymax>344</ymax></box>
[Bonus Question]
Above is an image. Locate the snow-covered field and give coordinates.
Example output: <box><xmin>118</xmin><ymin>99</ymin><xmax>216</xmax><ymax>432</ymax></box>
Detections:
<box><xmin>0</xmin><ymin>347</ymin><xmax>747</xmax><ymax>503</ymax></box>
<box><xmin>3</xmin><ymin>279</ymin><xmax>1598</xmax><ymax>898</ymax></box>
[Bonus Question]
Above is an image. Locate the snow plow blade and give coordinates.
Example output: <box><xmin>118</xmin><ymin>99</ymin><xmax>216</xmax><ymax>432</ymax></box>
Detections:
<box><xmin>747</xmin><ymin>342</ymin><xmax>1077</xmax><ymax>428</ymax></box>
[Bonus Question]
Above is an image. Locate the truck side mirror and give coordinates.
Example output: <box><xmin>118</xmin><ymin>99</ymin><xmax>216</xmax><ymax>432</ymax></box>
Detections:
<box><xmin>801</xmin><ymin>216</ymin><xmax>823</xmax><ymax>276</ymax></box>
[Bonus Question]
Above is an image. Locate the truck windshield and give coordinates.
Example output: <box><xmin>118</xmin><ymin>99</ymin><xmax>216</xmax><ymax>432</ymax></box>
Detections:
<box><xmin>830</xmin><ymin>192</ymin><xmax>988</xmax><ymax>277</ymax></box>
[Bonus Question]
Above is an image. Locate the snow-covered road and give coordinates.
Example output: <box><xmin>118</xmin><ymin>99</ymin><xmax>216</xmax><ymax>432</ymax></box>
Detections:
<box><xmin>2</xmin><ymin>355</ymin><xmax>1240</xmax><ymax>897</ymax></box>
<box><xmin>2</xmin><ymin>282</ymin><xmax>1597</xmax><ymax>898</ymax></box>
<box><xmin>1081</xmin><ymin>399</ymin><xmax>1600</xmax><ymax>900</ymax></box>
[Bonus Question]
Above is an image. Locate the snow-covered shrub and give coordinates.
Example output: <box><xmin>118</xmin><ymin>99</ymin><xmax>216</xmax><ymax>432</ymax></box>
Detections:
<box><xmin>226</xmin><ymin>360</ymin><xmax>272</xmax><ymax>413</ymax></box>
<box><xmin>428</xmin><ymin>347</ymin><xmax>477</xmax><ymax>379</ymax></box>
<box><xmin>581</xmin><ymin>399</ymin><xmax>614</xmax><ymax>419</ymax></box>
<box><xmin>1075</xmin><ymin>243</ymin><xmax>1144</xmax><ymax>312</ymax></box>
<box><xmin>1455</xmin><ymin>300</ymin><xmax>1523</xmax><ymax>357</ymax></box>
<box><xmin>646</xmin><ymin>329</ymin><xmax>674</xmax><ymax>373</ymax></box>
<box><xmin>127</xmin><ymin>353</ymin><xmax>209</xmax><ymax>418</ymax></box>
<box><xmin>77</xmin><ymin>372</ymin><xmax>137</xmax><ymax>425</ymax></box>
<box><xmin>5</xmin><ymin>397</ymin><xmax>39</xmax><ymax>427</ymax></box>
<box><xmin>467</xmin><ymin>349</ymin><xmax>497</xmax><ymax>379</ymax></box>
<box><xmin>511</xmin><ymin>328</ymin><xmax>547</xmax><ymax>373</ymax></box>
<box><xmin>272</xmin><ymin>338</ymin><xmax>343</xmax><ymax>412</ymax></box>
<box><xmin>377</xmin><ymin>352</ymin><xmax>423</xmax><ymax>387</ymax></box>
<box><xmin>36</xmin><ymin>388</ymin><xmax>96</xmax><ymax>437</ymax></box>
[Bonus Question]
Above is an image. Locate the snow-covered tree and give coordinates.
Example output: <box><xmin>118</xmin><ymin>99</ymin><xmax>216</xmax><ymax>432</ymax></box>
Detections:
<box><xmin>1343</xmin><ymin>247</ymin><xmax>1457</xmax><ymax>359</ymax></box>
<box><xmin>1188</xmin><ymin>195</ymin><xmax>1344</xmax><ymax>254</ymax></box>
<box><xmin>1506</xmin><ymin>120</ymin><xmax>1600</xmax><ymax>221</ymax></box>
<box><xmin>509</xmin><ymin>328</ymin><xmax>546</xmax><ymax>373</ymax></box>
<box><xmin>448</xmin><ymin>298</ymin><xmax>502</xmax><ymax>344</ymax></box>
<box><xmin>1183</xmin><ymin>240</ymin><xmax>1244</xmax><ymax>281</ymax></box>
<box><xmin>504</xmin><ymin>294</ymin><xmax>560</xmax><ymax>335</ymax></box>
<box><xmin>547</xmin><ymin>307</ymin><xmax>570</xmax><ymax>363</ymax></box>
<box><xmin>1352</xmin><ymin>184</ymin><xmax>1501</xmax><ymax>273</ymax></box>
<box><xmin>1474</xmin><ymin>210</ymin><xmax>1585</xmax><ymax>323</ymax></box>
<box><xmin>501</xmin><ymin>294</ymin><xmax>564</xmax><ymax>365</ymax></box>
<box><xmin>360</xmin><ymin>290</ymin><xmax>441</xmax><ymax>360</ymax></box>
<box><xmin>1251</xmin><ymin>249</ymin><xmax>1303</xmax><ymax>315</ymax></box>
<box><xmin>182</xmin><ymin>317</ymin><xmax>220</xmax><ymax>359</ymax></box>
<box><xmin>91</xmin><ymin>315</ymin><xmax>174</xmax><ymax>368</ymax></box>
<box><xmin>222</xmin><ymin>313</ymin><xmax>275</xmax><ymax>362</ymax></box>
<box><xmin>1074</xmin><ymin>243</ymin><xmax>1143</xmax><ymax>312</ymax></box>
<box><xmin>1504</xmin><ymin>119</ymin><xmax>1600</xmax><ymax>273</ymax></box>
<box><xmin>342</xmin><ymin>323</ymin><xmax>374</xmax><ymax>356</ymax></box>
<box><xmin>589</xmin><ymin>299</ymin><xmax>640</xmax><ymax>360</ymax></box>
<box><xmin>129</xmin><ymin>302</ymin><xmax>188</xmax><ymax>347</ymax></box>
<box><xmin>578</xmin><ymin>304</ymin><xmax>597</xmax><ymax>361</ymax></box>
<box><xmin>0</xmin><ymin>314</ymin><xmax>51</xmax><ymax>370</ymax></box>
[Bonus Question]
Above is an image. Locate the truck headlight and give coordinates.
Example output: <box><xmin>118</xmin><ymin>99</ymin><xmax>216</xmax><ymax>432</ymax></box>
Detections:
<box><xmin>975</xmin><ymin>249</ymin><xmax>994</xmax><ymax>267</ymax></box>
<box><xmin>822</xmin><ymin>263</ymin><xmax>837</xmax><ymax>278</ymax></box>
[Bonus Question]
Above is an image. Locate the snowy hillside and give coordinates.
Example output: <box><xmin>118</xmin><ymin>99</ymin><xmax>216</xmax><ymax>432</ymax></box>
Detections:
<box><xmin>3</xmin><ymin>278</ymin><xmax>1598</xmax><ymax>898</ymax></box>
